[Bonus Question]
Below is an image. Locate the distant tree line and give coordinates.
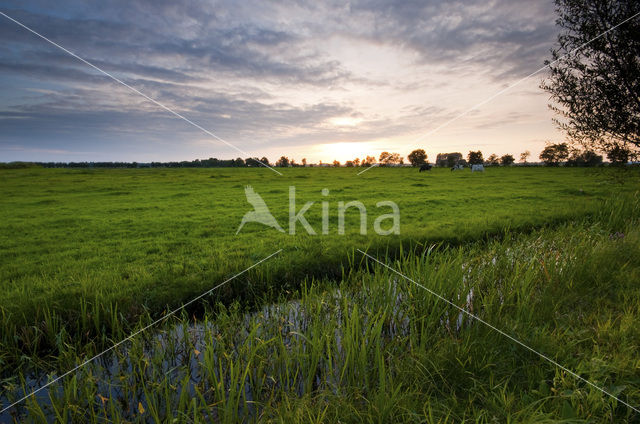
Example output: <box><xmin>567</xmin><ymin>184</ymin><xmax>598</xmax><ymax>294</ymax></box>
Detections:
<box><xmin>0</xmin><ymin>161</ymin><xmax>43</xmax><ymax>169</ymax></box>
<box><xmin>401</xmin><ymin>144</ymin><xmax>632</xmax><ymax>168</ymax></box>
<box><xmin>538</xmin><ymin>142</ymin><xmax>639</xmax><ymax>167</ymax></box>
<box><xmin>26</xmin><ymin>157</ymin><xmax>273</xmax><ymax>169</ymax></box>
<box><xmin>3</xmin><ymin>143</ymin><xmax>637</xmax><ymax>171</ymax></box>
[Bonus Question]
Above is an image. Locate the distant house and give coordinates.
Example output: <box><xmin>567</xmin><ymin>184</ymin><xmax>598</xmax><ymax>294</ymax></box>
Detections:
<box><xmin>435</xmin><ymin>152</ymin><xmax>464</xmax><ymax>167</ymax></box>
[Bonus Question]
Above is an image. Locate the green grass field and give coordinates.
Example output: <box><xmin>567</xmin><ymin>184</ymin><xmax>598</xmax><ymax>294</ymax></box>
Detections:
<box><xmin>1</xmin><ymin>166</ymin><xmax>639</xmax><ymax>422</ymax></box>
<box><xmin>0</xmin><ymin>167</ymin><xmax>631</xmax><ymax>321</ymax></box>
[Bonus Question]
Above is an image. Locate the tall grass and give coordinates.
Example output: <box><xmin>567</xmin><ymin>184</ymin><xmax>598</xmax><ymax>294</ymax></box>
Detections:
<box><xmin>1</xmin><ymin>167</ymin><xmax>634</xmax><ymax>350</ymax></box>
<box><xmin>1</xmin><ymin>193</ymin><xmax>638</xmax><ymax>422</ymax></box>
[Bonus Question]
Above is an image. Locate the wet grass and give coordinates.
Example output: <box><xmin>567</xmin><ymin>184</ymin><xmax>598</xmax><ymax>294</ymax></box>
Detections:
<box><xmin>1</xmin><ymin>166</ymin><xmax>635</xmax><ymax>330</ymax></box>
<box><xmin>1</xmin><ymin>166</ymin><xmax>639</xmax><ymax>421</ymax></box>
<box><xmin>0</xmin><ymin>168</ymin><xmax>636</xmax><ymax>355</ymax></box>
<box><xmin>1</xmin><ymin>194</ymin><xmax>639</xmax><ymax>422</ymax></box>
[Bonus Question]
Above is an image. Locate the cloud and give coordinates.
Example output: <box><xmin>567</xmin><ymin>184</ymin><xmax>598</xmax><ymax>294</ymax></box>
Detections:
<box><xmin>0</xmin><ymin>0</ymin><xmax>560</xmax><ymax>161</ymax></box>
<box><xmin>0</xmin><ymin>5</ymin><xmax>353</xmax><ymax>86</ymax></box>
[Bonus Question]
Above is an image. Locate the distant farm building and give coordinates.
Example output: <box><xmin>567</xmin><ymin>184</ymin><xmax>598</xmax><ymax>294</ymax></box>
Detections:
<box><xmin>436</xmin><ymin>152</ymin><xmax>466</xmax><ymax>167</ymax></box>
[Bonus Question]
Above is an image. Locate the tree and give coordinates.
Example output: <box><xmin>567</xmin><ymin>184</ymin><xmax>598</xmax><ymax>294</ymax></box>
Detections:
<box><xmin>378</xmin><ymin>152</ymin><xmax>402</xmax><ymax>166</ymax></box>
<box><xmin>345</xmin><ymin>160</ymin><xmax>354</xmax><ymax>167</ymax></box>
<box><xmin>542</xmin><ymin>0</ymin><xmax>640</xmax><ymax>152</ymax></box>
<box><xmin>467</xmin><ymin>151</ymin><xmax>484</xmax><ymax>165</ymax></box>
<box><xmin>519</xmin><ymin>151</ymin><xmax>531</xmax><ymax>163</ymax></box>
<box><xmin>486</xmin><ymin>154</ymin><xmax>500</xmax><ymax>166</ymax></box>
<box><xmin>362</xmin><ymin>156</ymin><xmax>376</xmax><ymax>166</ymax></box>
<box><xmin>606</xmin><ymin>143</ymin><xmax>630</xmax><ymax>165</ymax></box>
<box><xmin>301</xmin><ymin>158</ymin><xmax>307</xmax><ymax>167</ymax></box>
<box><xmin>583</xmin><ymin>150</ymin><xmax>604</xmax><ymax>166</ymax></box>
<box><xmin>566</xmin><ymin>148</ymin><xmax>603</xmax><ymax>166</ymax></box>
<box><xmin>245</xmin><ymin>157</ymin><xmax>262</xmax><ymax>167</ymax></box>
<box><xmin>234</xmin><ymin>157</ymin><xmax>245</xmax><ymax>167</ymax></box>
<box><xmin>333</xmin><ymin>160</ymin><xmax>341</xmax><ymax>167</ymax></box>
<box><xmin>408</xmin><ymin>149</ymin><xmax>427</xmax><ymax>166</ymax></box>
<box><xmin>260</xmin><ymin>157</ymin><xmax>270</xmax><ymax>166</ymax></box>
<box><xmin>500</xmin><ymin>154</ymin><xmax>515</xmax><ymax>166</ymax></box>
<box><xmin>353</xmin><ymin>158</ymin><xmax>360</xmax><ymax>166</ymax></box>
<box><xmin>539</xmin><ymin>142</ymin><xmax>569</xmax><ymax>166</ymax></box>
<box><xmin>276</xmin><ymin>156</ymin><xmax>290</xmax><ymax>167</ymax></box>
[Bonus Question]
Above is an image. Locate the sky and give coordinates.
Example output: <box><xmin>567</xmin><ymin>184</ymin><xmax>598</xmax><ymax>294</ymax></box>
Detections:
<box><xmin>0</xmin><ymin>0</ymin><xmax>567</xmax><ymax>163</ymax></box>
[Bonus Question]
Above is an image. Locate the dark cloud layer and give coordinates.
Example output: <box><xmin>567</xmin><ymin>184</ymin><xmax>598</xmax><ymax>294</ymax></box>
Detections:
<box><xmin>0</xmin><ymin>0</ymin><xmax>558</xmax><ymax>161</ymax></box>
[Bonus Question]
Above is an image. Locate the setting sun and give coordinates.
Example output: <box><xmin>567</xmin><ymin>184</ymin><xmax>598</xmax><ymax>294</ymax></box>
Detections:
<box><xmin>315</xmin><ymin>141</ymin><xmax>378</xmax><ymax>163</ymax></box>
<box><xmin>327</xmin><ymin>117</ymin><xmax>363</xmax><ymax>127</ymax></box>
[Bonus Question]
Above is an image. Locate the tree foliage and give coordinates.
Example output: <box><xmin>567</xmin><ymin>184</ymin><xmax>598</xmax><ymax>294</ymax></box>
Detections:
<box><xmin>244</xmin><ymin>157</ymin><xmax>262</xmax><ymax>167</ymax></box>
<box><xmin>362</xmin><ymin>156</ymin><xmax>376</xmax><ymax>166</ymax></box>
<box><xmin>542</xmin><ymin>0</ymin><xmax>640</xmax><ymax>151</ymax></box>
<box><xmin>566</xmin><ymin>148</ymin><xmax>603</xmax><ymax>166</ymax></box>
<box><xmin>500</xmin><ymin>154</ymin><xmax>515</xmax><ymax>166</ymax></box>
<box><xmin>407</xmin><ymin>149</ymin><xmax>428</xmax><ymax>166</ymax></box>
<box><xmin>276</xmin><ymin>156</ymin><xmax>290</xmax><ymax>167</ymax></box>
<box><xmin>378</xmin><ymin>152</ymin><xmax>402</xmax><ymax>165</ymax></box>
<box><xmin>486</xmin><ymin>154</ymin><xmax>500</xmax><ymax>166</ymax></box>
<box><xmin>467</xmin><ymin>151</ymin><xmax>484</xmax><ymax>165</ymax></box>
<box><xmin>606</xmin><ymin>143</ymin><xmax>631</xmax><ymax>165</ymax></box>
<box><xmin>540</xmin><ymin>142</ymin><xmax>570</xmax><ymax>166</ymax></box>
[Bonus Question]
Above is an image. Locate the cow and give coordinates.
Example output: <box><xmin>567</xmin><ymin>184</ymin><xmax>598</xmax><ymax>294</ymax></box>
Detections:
<box><xmin>471</xmin><ymin>164</ymin><xmax>484</xmax><ymax>172</ymax></box>
<box><xmin>419</xmin><ymin>164</ymin><xmax>432</xmax><ymax>172</ymax></box>
<box><xmin>450</xmin><ymin>164</ymin><xmax>464</xmax><ymax>171</ymax></box>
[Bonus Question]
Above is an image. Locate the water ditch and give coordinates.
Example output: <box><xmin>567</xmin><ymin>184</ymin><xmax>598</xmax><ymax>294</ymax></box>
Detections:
<box><xmin>1</xmin><ymin>276</ymin><xmax>478</xmax><ymax>422</ymax></box>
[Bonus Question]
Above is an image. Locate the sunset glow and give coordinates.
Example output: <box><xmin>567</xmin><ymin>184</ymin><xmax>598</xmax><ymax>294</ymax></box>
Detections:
<box><xmin>1</xmin><ymin>1</ymin><xmax>564</xmax><ymax>163</ymax></box>
<box><xmin>315</xmin><ymin>142</ymin><xmax>380</xmax><ymax>163</ymax></box>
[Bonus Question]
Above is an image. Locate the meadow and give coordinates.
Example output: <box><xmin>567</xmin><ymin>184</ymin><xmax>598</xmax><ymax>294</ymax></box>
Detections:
<box><xmin>0</xmin><ymin>166</ymin><xmax>639</xmax><ymax>422</ymax></box>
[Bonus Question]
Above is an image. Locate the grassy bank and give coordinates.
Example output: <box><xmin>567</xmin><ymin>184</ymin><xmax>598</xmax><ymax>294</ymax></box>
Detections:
<box><xmin>1</xmin><ymin>193</ymin><xmax>639</xmax><ymax>422</ymax></box>
<box><xmin>0</xmin><ymin>167</ymin><xmax>638</xmax><ymax>372</ymax></box>
<box><xmin>1</xmin><ymin>167</ymin><xmax>636</xmax><ymax>340</ymax></box>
